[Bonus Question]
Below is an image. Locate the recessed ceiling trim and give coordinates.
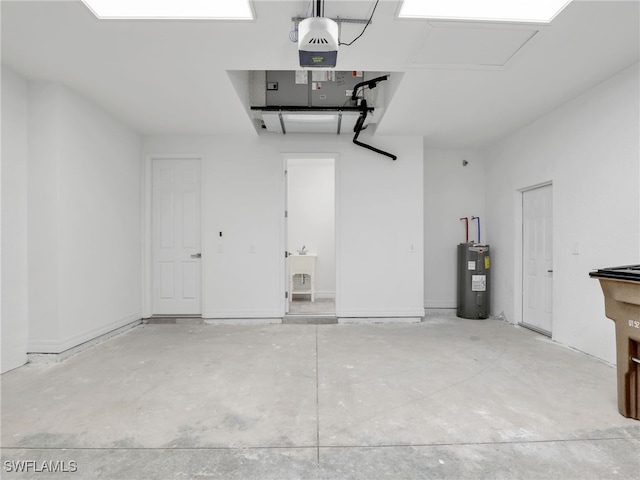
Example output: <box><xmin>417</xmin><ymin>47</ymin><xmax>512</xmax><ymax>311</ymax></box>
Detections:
<box><xmin>406</xmin><ymin>23</ymin><xmax>540</xmax><ymax>69</ymax></box>
<box><xmin>397</xmin><ymin>0</ymin><xmax>571</xmax><ymax>24</ymax></box>
<box><xmin>80</xmin><ymin>0</ymin><xmax>254</xmax><ymax>20</ymax></box>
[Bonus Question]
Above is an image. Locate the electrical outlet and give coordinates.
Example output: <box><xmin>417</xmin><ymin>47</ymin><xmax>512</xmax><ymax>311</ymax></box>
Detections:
<box><xmin>345</xmin><ymin>89</ymin><xmax>353</xmax><ymax>96</ymax></box>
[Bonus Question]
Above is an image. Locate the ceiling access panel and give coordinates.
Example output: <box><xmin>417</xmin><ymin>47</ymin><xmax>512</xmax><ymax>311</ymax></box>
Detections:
<box><xmin>408</xmin><ymin>23</ymin><xmax>539</xmax><ymax>69</ymax></box>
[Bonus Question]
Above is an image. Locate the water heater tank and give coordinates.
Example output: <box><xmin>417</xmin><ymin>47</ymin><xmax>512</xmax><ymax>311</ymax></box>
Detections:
<box><xmin>457</xmin><ymin>243</ymin><xmax>491</xmax><ymax>319</ymax></box>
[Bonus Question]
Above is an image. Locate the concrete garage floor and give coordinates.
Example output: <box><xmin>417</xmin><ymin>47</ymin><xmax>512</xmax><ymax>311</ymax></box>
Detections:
<box><xmin>1</xmin><ymin>315</ymin><xmax>639</xmax><ymax>479</ymax></box>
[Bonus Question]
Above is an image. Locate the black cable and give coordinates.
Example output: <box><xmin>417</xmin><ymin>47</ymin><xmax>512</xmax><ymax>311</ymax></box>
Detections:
<box><xmin>352</xmin><ymin>99</ymin><xmax>397</xmax><ymax>161</ymax></box>
<box><xmin>339</xmin><ymin>0</ymin><xmax>380</xmax><ymax>46</ymax></box>
<box><xmin>351</xmin><ymin>75</ymin><xmax>388</xmax><ymax>101</ymax></box>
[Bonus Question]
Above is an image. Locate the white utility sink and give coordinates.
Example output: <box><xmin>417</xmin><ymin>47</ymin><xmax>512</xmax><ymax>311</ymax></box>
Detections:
<box><xmin>289</xmin><ymin>254</ymin><xmax>316</xmax><ymax>302</ymax></box>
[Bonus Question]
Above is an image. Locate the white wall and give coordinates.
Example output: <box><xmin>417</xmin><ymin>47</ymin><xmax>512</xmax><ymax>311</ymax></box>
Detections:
<box><xmin>423</xmin><ymin>147</ymin><xmax>486</xmax><ymax>309</ymax></box>
<box><xmin>485</xmin><ymin>63</ymin><xmax>640</xmax><ymax>363</ymax></box>
<box><xmin>287</xmin><ymin>157</ymin><xmax>335</xmax><ymax>297</ymax></box>
<box><xmin>338</xmin><ymin>135</ymin><xmax>424</xmax><ymax>317</ymax></box>
<box><xmin>1</xmin><ymin>66</ymin><xmax>29</xmax><ymax>372</ymax></box>
<box><xmin>27</xmin><ymin>81</ymin><xmax>142</xmax><ymax>353</ymax></box>
<box><xmin>27</xmin><ymin>81</ymin><xmax>60</xmax><ymax>345</ymax></box>
<box><xmin>143</xmin><ymin>133</ymin><xmax>424</xmax><ymax>319</ymax></box>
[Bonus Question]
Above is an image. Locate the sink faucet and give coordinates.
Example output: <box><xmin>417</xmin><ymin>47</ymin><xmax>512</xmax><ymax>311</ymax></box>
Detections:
<box><xmin>300</xmin><ymin>245</ymin><xmax>307</xmax><ymax>255</ymax></box>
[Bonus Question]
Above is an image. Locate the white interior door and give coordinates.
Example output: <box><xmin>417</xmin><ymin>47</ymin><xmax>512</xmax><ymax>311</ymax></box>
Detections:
<box><xmin>285</xmin><ymin>166</ymin><xmax>290</xmax><ymax>314</ymax></box>
<box><xmin>522</xmin><ymin>184</ymin><xmax>553</xmax><ymax>334</ymax></box>
<box><xmin>152</xmin><ymin>158</ymin><xmax>201</xmax><ymax>315</ymax></box>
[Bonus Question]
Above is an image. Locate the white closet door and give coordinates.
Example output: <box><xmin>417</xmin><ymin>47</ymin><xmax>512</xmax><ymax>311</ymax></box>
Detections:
<box><xmin>522</xmin><ymin>184</ymin><xmax>553</xmax><ymax>334</ymax></box>
<box><xmin>152</xmin><ymin>158</ymin><xmax>201</xmax><ymax>315</ymax></box>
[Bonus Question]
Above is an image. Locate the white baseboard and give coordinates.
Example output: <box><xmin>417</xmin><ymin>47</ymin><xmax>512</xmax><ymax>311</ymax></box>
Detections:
<box><xmin>27</xmin><ymin>312</ymin><xmax>142</xmax><ymax>354</ymax></box>
<box><xmin>424</xmin><ymin>300</ymin><xmax>456</xmax><ymax>309</ymax></box>
<box><xmin>338</xmin><ymin>317</ymin><xmax>422</xmax><ymax>324</ymax></box>
<box><xmin>424</xmin><ymin>308</ymin><xmax>457</xmax><ymax>315</ymax></box>
<box><xmin>202</xmin><ymin>309</ymin><xmax>283</xmax><ymax>318</ymax></box>
<box><xmin>337</xmin><ymin>307</ymin><xmax>425</xmax><ymax>318</ymax></box>
<box><xmin>204</xmin><ymin>318</ymin><xmax>282</xmax><ymax>325</ymax></box>
<box><xmin>28</xmin><ymin>317</ymin><xmax>142</xmax><ymax>362</ymax></box>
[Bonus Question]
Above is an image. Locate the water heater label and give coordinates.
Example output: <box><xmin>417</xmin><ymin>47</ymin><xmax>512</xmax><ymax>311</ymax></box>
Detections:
<box><xmin>472</xmin><ymin>275</ymin><xmax>486</xmax><ymax>291</ymax></box>
<box><xmin>468</xmin><ymin>261</ymin><xmax>476</xmax><ymax>270</ymax></box>
<box><xmin>485</xmin><ymin>257</ymin><xmax>490</xmax><ymax>269</ymax></box>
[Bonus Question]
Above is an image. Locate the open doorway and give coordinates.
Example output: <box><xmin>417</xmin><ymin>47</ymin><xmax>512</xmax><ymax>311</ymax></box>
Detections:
<box><xmin>285</xmin><ymin>157</ymin><xmax>336</xmax><ymax>316</ymax></box>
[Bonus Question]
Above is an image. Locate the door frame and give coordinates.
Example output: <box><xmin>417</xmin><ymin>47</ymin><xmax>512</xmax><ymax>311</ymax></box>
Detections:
<box><xmin>143</xmin><ymin>154</ymin><xmax>204</xmax><ymax>318</ymax></box>
<box><xmin>516</xmin><ymin>180</ymin><xmax>553</xmax><ymax>333</ymax></box>
<box><xmin>281</xmin><ymin>153</ymin><xmax>340</xmax><ymax>316</ymax></box>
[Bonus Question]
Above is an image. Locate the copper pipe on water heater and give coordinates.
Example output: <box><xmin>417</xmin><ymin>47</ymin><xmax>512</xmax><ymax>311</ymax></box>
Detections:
<box><xmin>459</xmin><ymin>217</ymin><xmax>469</xmax><ymax>243</ymax></box>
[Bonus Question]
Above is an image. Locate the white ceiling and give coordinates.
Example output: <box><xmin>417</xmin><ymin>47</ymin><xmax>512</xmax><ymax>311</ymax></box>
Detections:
<box><xmin>2</xmin><ymin>0</ymin><xmax>638</xmax><ymax>147</ymax></box>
